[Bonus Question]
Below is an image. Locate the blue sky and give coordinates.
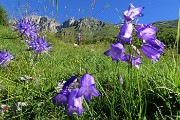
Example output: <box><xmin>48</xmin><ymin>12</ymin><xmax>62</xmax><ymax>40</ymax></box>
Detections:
<box><xmin>0</xmin><ymin>0</ymin><xmax>180</xmax><ymax>24</ymax></box>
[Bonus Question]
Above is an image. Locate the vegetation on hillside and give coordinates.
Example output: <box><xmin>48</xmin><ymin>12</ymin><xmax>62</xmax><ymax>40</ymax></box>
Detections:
<box><xmin>0</xmin><ymin>5</ymin><xmax>9</xmax><ymax>26</ymax></box>
<box><xmin>0</xmin><ymin>22</ymin><xmax>180</xmax><ymax>119</ymax></box>
<box><xmin>55</xmin><ymin>19</ymin><xmax>178</xmax><ymax>51</ymax></box>
<box><xmin>0</xmin><ymin>2</ymin><xmax>180</xmax><ymax>119</ymax></box>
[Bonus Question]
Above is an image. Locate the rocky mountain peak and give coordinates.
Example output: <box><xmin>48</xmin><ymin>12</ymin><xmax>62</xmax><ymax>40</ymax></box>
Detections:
<box><xmin>10</xmin><ymin>15</ymin><xmax>61</xmax><ymax>33</ymax></box>
<box><xmin>26</xmin><ymin>15</ymin><xmax>61</xmax><ymax>33</ymax></box>
<box><xmin>62</xmin><ymin>17</ymin><xmax>112</xmax><ymax>30</ymax></box>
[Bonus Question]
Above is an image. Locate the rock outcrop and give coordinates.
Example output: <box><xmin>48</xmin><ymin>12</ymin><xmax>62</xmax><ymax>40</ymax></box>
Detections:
<box><xmin>10</xmin><ymin>15</ymin><xmax>61</xmax><ymax>33</ymax></box>
<box><xmin>62</xmin><ymin>17</ymin><xmax>112</xmax><ymax>30</ymax></box>
<box><xmin>26</xmin><ymin>15</ymin><xmax>61</xmax><ymax>33</ymax></box>
<box><xmin>10</xmin><ymin>16</ymin><xmax>114</xmax><ymax>33</ymax></box>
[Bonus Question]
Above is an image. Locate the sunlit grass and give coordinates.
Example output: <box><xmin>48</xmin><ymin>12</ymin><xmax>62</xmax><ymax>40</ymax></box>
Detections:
<box><xmin>0</xmin><ymin>23</ymin><xmax>180</xmax><ymax>120</ymax></box>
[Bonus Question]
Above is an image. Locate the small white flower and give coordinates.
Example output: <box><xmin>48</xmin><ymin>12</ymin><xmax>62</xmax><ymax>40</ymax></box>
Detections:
<box><xmin>56</xmin><ymin>81</ymin><xmax>66</xmax><ymax>92</ymax></box>
<box><xmin>12</xmin><ymin>102</ymin><xmax>27</xmax><ymax>111</ymax></box>
<box><xmin>20</xmin><ymin>75</ymin><xmax>33</xmax><ymax>81</ymax></box>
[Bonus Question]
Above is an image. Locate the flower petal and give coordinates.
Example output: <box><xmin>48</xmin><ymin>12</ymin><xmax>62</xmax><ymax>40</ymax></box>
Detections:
<box><xmin>104</xmin><ymin>43</ymin><xmax>125</xmax><ymax>62</ymax></box>
<box><xmin>141</xmin><ymin>44</ymin><xmax>162</xmax><ymax>62</ymax></box>
<box><xmin>123</xmin><ymin>3</ymin><xmax>144</xmax><ymax>21</ymax></box>
<box><xmin>62</xmin><ymin>76</ymin><xmax>78</xmax><ymax>89</ymax></box>
<box><xmin>67</xmin><ymin>89</ymin><xmax>85</xmax><ymax>116</ymax></box>
<box><xmin>116</xmin><ymin>22</ymin><xmax>133</xmax><ymax>44</ymax></box>
<box><xmin>78</xmin><ymin>74</ymin><xmax>95</xmax><ymax>87</ymax></box>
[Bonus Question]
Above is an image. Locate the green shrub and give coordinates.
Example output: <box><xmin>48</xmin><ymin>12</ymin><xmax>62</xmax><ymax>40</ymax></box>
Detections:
<box><xmin>0</xmin><ymin>4</ymin><xmax>9</xmax><ymax>26</ymax></box>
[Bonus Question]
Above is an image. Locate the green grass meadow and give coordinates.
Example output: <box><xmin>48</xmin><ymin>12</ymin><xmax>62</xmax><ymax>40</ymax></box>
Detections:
<box><xmin>0</xmin><ymin>23</ymin><xmax>180</xmax><ymax>120</ymax></box>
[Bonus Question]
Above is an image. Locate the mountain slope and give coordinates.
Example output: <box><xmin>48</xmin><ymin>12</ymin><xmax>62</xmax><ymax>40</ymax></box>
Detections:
<box><xmin>10</xmin><ymin>16</ymin><xmax>177</xmax><ymax>47</ymax></box>
<box><xmin>153</xmin><ymin>19</ymin><xmax>178</xmax><ymax>28</ymax></box>
<box><xmin>56</xmin><ymin>17</ymin><xmax>119</xmax><ymax>44</ymax></box>
<box><xmin>153</xmin><ymin>20</ymin><xmax>178</xmax><ymax>48</ymax></box>
<box><xmin>57</xmin><ymin>18</ymin><xmax>178</xmax><ymax>47</ymax></box>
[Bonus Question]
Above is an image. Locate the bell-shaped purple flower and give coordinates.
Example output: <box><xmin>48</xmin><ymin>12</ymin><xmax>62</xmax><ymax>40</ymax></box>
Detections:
<box><xmin>145</xmin><ymin>39</ymin><xmax>165</xmax><ymax>52</ymax></box>
<box><xmin>77</xmin><ymin>74</ymin><xmax>100</xmax><ymax>102</ymax></box>
<box><xmin>62</xmin><ymin>76</ymin><xmax>78</xmax><ymax>90</ymax></box>
<box><xmin>104</xmin><ymin>43</ymin><xmax>125</xmax><ymax>62</ymax></box>
<box><xmin>26</xmin><ymin>36</ymin><xmax>51</xmax><ymax>54</ymax></box>
<box><xmin>52</xmin><ymin>89</ymin><xmax>70</xmax><ymax>106</ymax></box>
<box><xmin>122</xmin><ymin>54</ymin><xmax>142</xmax><ymax>69</ymax></box>
<box><xmin>136</xmin><ymin>24</ymin><xmax>158</xmax><ymax>40</ymax></box>
<box><xmin>67</xmin><ymin>89</ymin><xmax>85</xmax><ymax>116</ymax></box>
<box><xmin>52</xmin><ymin>76</ymin><xmax>78</xmax><ymax>106</ymax></box>
<box><xmin>12</xmin><ymin>18</ymin><xmax>38</xmax><ymax>39</ymax></box>
<box><xmin>124</xmin><ymin>3</ymin><xmax>144</xmax><ymax>21</ymax></box>
<box><xmin>141</xmin><ymin>44</ymin><xmax>162</xmax><ymax>62</ymax></box>
<box><xmin>0</xmin><ymin>50</ymin><xmax>14</xmax><ymax>66</ymax></box>
<box><xmin>116</xmin><ymin>22</ymin><xmax>133</xmax><ymax>44</ymax></box>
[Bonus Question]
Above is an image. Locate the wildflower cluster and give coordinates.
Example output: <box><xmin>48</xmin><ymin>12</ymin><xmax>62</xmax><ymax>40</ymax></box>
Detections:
<box><xmin>12</xmin><ymin>18</ymin><xmax>38</xmax><ymax>39</ymax></box>
<box><xmin>12</xmin><ymin>18</ymin><xmax>51</xmax><ymax>54</ymax></box>
<box><xmin>0</xmin><ymin>50</ymin><xmax>14</xmax><ymax>66</ymax></box>
<box><xmin>104</xmin><ymin>3</ymin><xmax>165</xmax><ymax>68</ymax></box>
<box><xmin>52</xmin><ymin>74</ymin><xmax>100</xmax><ymax>116</ymax></box>
<box><xmin>0</xmin><ymin>18</ymin><xmax>52</xmax><ymax>66</ymax></box>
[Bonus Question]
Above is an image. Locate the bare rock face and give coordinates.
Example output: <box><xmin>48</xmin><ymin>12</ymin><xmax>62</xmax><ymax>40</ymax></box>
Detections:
<box><xmin>10</xmin><ymin>16</ymin><xmax>113</xmax><ymax>33</ymax></box>
<box><xmin>25</xmin><ymin>15</ymin><xmax>61</xmax><ymax>33</ymax></box>
<box><xmin>62</xmin><ymin>17</ymin><xmax>112</xmax><ymax>30</ymax></box>
<box><xmin>56</xmin><ymin>17</ymin><xmax>114</xmax><ymax>37</ymax></box>
<box><xmin>62</xmin><ymin>17</ymin><xmax>75</xmax><ymax>28</ymax></box>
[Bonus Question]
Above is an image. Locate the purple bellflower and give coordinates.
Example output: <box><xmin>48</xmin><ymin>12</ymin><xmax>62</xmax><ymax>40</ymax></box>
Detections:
<box><xmin>51</xmin><ymin>89</ymin><xmax>70</xmax><ymax>106</ymax></box>
<box><xmin>104</xmin><ymin>43</ymin><xmax>125</xmax><ymax>62</ymax></box>
<box><xmin>104</xmin><ymin>3</ymin><xmax>165</xmax><ymax>67</ymax></box>
<box><xmin>0</xmin><ymin>50</ymin><xmax>14</xmax><ymax>66</ymax></box>
<box><xmin>77</xmin><ymin>74</ymin><xmax>100</xmax><ymax>102</ymax></box>
<box><xmin>52</xmin><ymin>76</ymin><xmax>78</xmax><ymax>106</ymax></box>
<box><xmin>124</xmin><ymin>3</ymin><xmax>144</xmax><ymax>21</ymax></box>
<box><xmin>26</xmin><ymin>36</ymin><xmax>51</xmax><ymax>54</ymax></box>
<box><xmin>116</xmin><ymin>22</ymin><xmax>133</xmax><ymax>44</ymax></box>
<box><xmin>145</xmin><ymin>38</ymin><xmax>165</xmax><ymax>52</ymax></box>
<box><xmin>136</xmin><ymin>24</ymin><xmax>165</xmax><ymax>56</ymax></box>
<box><xmin>67</xmin><ymin>89</ymin><xmax>85</xmax><ymax>116</ymax></box>
<box><xmin>141</xmin><ymin>44</ymin><xmax>162</xmax><ymax>62</ymax></box>
<box><xmin>122</xmin><ymin>54</ymin><xmax>142</xmax><ymax>69</ymax></box>
<box><xmin>12</xmin><ymin>18</ymin><xmax>38</xmax><ymax>39</ymax></box>
<box><xmin>136</xmin><ymin>24</ymin><xmax>158</xmax><ymax>40</ymax></box>
<box><xmin>52</xmin><ymin>74</ymin><xmax>100</xmax><ymax>116</ymax></box>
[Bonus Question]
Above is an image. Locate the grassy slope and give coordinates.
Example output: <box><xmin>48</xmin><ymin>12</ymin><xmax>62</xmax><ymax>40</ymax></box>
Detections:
<box><xmin>56</xmin><ymin>20</ymin><xmax>178</xmax><ymax>51</ymax></box>
<box><xmin>55</xmin><ymin>25</ymin><xmax>119</xmax><ymax>44</ymax></box>
<box><xmin>0</xmin><ymin>25</ymin><xmax>180</xmax><ymax>119</ymax></box>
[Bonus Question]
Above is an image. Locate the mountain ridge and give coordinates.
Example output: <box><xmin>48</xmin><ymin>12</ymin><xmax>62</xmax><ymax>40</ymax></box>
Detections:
<box><xmin>9</xmin><ymin>15</ymin><xmax>178</xmax><ymax>33</ymax></box>
<box><xmin>153</xmin><ymin>19</ymin><xmax>178</xmax><ymax>28</ymax></box>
